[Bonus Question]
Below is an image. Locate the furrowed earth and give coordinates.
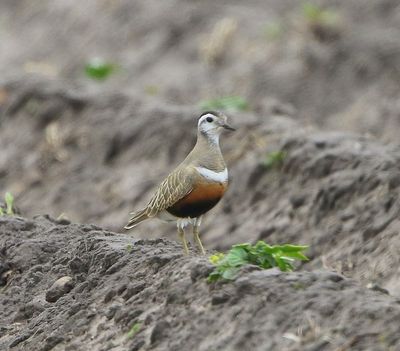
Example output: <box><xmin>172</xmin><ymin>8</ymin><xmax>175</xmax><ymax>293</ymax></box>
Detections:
<box><xmin>1</xmin><ymin>1</ymin><xmax>400</xmax><ymax>350</ymax></box>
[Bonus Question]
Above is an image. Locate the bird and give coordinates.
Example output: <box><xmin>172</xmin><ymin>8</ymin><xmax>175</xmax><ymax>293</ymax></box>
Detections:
<box><xmin>124</xmin><ymin>111</ymin><xmax>235</xmax><ymax>255</ymax></box>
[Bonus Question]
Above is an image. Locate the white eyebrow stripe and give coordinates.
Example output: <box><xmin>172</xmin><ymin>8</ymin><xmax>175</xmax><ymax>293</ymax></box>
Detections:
<box><xmin>198</xmin><ymin>113</ymin><xmax>217</xmax><ymax>125</ymax></box>
<box><xmin>195</xmin><ymin>167</ymin><xmax>228</xmax><ymax>182</ymax></box>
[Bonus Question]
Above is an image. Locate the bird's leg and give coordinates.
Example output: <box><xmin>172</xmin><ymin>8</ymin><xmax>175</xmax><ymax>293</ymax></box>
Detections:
<box><xmin>177</xmin><ymin>224</ymin><xmax>189</xmax><ymax>255</ymax></box>
<box><xmin>193</xmin><ymin>217</ymin><xmax>206</xmax><ymax>255</ymax></box>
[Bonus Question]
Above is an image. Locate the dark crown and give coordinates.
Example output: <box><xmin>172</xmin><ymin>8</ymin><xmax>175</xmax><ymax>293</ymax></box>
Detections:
<box><xmin>199</xmin><ymin>111</ymin><xmax>222</xmax><ymax>119</ymax></box>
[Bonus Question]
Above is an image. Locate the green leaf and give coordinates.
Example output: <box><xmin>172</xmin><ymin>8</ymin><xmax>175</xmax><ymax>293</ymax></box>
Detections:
<box><xmin>232</xmin><ymin>243</ymin><xmax>252</xmax><ymax>250</ymax></box>
<box><xmin>5</xmin><ymin>192</ymin><xmax>14</xmax><ymax>215</ymax></box>
<box><xmin>127</xmin><ymin>322</ymin><xmax>142</xmax><ymax>339</ymax></box>
<box><xmin>225</xmin><ymin>247</ymin><xmax>248</xmax><ymax>267</ymax></box>
<box><xmin>208</xmin><ymin>240</ymin><xmax>309</xmax><ymax>282</ymax></box>
<box><xmin>302</xmin><ymin>2</ymin><xmax>339</xmax><ymax>26</ymax></box>
<box><xmin>221</xmin><ymin>267</ymin><xmax>239</xmax><ymax>280</ymax></box>
<box><xmin>278</xmin><ymin>244</ymin><xmax>309</xmax><ymax>252</ymax></box>
<box><xmin>199</xmin><ymin>96</ymin><xmax>249</xmax><ymax>112</ymax></box>
<box><xmin>85</xmin><ymin>57</ymin><xmax>116</xmax><ymax>81</ymax></box>
<box><xmin>302</xmin><ymin>2</ymin><xmax>321</xmax><ymax>21</ymax></box>
<box><xmin>255</xmin><ymin>241</ymin><xmax>275</xmax><ymax>254</ymax></box>
<box><xmin>274</xmin><ymin>255</ymin><xmax>292</xmax><ymax>272</ymax></box>
<box><xmin>262</xmin><ymin>151</ymin><xmax>286</xmax><ymax>169</ymax></box>
<box><xmin>264</xmin><ymin>21</ymin><xmax>284</xmax><ymax>41</ymax></box>
<box><xmin>281</xmin><ymin>251</ymin><xmax>309</xmax><ymax>261</ymax></box>
<box><xmin>0</xmin><ymin>208</ymin><xmax>3</xmax><ymax>216</ymax></box>
<box><xmin>144</xmin><ymin>85</ymin><xmax>159</xmax><ymax>95</ymax></box>
<box><xmin>258</xmin><ymin>254</ymin><xmax>276</xmax><ymax>269</ymax></box>
<box><xmin>207</xmin><ymin>270</ymin><xmax>222</xmax><ymax>283</ymax></box>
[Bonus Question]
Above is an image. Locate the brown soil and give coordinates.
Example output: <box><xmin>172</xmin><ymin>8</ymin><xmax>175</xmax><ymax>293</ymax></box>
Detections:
<box><xmin>1</xmin><ymin>216</ymin><xmax>400</xmax><ymax>351</ymax></box>
<box><xmin>1</xmin><ymin>1</ymin><xmax>400</xmax><ymax>350</ymax></box>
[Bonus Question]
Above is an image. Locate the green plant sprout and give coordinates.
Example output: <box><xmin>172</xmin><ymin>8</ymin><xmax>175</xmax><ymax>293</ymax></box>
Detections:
<box><xmin>127</xmin><ymin>322</ymin><xmax>142</xmax><ymax>339</ymax></box>
<box><xmin>84</xmin><ymin>57</ymin><xmax>117</xmax><ymax>81</ymax></box>
<box><xmin>200</xmin><ymin>96</ymin><xmax>249</xmax><ymax>112</ymax></box>
<box><xmin>0</xmin><ymin>192</ymin><xmax>14</xmax><ymax>216</ymax></box>
<box><xmin>144</xmin><ymin>85</ymin><xmax>159</xmax><ymax>96</ymax></box>
<box><xmin>302</xmin><ymin>2</ymin><xmax>339</xmax><ymax>26</ymax></box>
<box><xmin>263</xmin><ymin>150</ymin><xmax>286</xmax><ymax>169</ymax></box>
<box><xmin>264</xmin><ymin>21</ymin><xmax>284</xmax><ymax>41</ymax></box>
<box><xmin>208</xmin><ymin>241</ymin><xmax>308</xmax><ymax>282</ymax></box>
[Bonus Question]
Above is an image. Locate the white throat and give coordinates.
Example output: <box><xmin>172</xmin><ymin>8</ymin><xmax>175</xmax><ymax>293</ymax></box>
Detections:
<box><xmin>195</xmin><ymin>166</ymin><xmax>228</xmax><ymax>183</ymax></box>
<box><xmin>205</xmin><ymin>132</ymin><xmax>220</xmax><ymax>146</ymax></box>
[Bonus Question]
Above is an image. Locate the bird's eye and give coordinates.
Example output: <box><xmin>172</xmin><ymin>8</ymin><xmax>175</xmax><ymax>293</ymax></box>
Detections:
<box><xmin>206</xmin><ymin>117</ymin><xmax>213</xmax><ymax>123</ymax></box>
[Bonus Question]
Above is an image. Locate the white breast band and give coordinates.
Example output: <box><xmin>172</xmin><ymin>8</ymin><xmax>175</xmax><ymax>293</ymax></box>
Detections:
<box><xmin>195</xmin><ymin>166</ymin><xmax>228</xmax><ymax>183</ymax></box>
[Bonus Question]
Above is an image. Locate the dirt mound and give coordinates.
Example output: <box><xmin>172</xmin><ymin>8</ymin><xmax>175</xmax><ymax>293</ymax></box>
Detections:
<box><xmin>224</xmin><ymin>129</ymin><xmax>400</xmax><ymax>296</ymax></box>
<box><xmin>0</xmin><ymin>215</ymin><xmax>399</xmax><ymax>351</ymax></box>
<box><xmin>1</xmin><ymin>78</ymin><xmax>400</xmax><ymax>298</ymax></box>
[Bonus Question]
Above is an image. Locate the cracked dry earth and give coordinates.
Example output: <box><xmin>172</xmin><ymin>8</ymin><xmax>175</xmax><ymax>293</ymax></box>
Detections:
<box><xmin>1</xmin><ymin>215</ymin><xmax>400</xmax><ymax>351</ymax></box>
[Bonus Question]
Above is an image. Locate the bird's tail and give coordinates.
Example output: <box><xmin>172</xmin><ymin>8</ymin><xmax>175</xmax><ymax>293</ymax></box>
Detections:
<box><xmin>124</xmin><ymin>208</ymin><xmax>149</xmax><ymax>230</ymax></box>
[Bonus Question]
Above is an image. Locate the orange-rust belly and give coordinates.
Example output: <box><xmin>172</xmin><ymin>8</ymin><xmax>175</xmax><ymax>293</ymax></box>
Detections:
<box><xmin>167</xmin><ymin>182</ymin><xmax>227</xmax><ymax>218</ymax></box>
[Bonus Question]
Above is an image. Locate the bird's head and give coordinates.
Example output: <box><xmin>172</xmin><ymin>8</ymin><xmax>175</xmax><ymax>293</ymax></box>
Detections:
<box><xmin>197</xmin><ymin>111</ymin><xmax>235</xmax><ymax>142</ymax></box>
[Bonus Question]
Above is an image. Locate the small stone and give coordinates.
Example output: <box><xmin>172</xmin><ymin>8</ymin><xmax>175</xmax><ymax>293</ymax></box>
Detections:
<box><xmin>46</xmin><ymin>276</ymin><xmax>75</xmax><ymax>303</ymax></box>
<box><xmin>56</xmin><ymin>218</ymin><xmax>71</xmax><ymax>225</ymax></box>
<box><xmin>211</xmin><ymin>293</ymin><xmax>230</xmax><ymax>305</ymax></box>
<box><xmin>290</xmin><ymin>194</ymin><xmax>306</xmax><ymax>208</ymax></box>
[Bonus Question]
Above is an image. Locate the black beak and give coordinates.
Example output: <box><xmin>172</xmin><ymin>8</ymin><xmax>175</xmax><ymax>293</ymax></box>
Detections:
<box><xmin>222</xmin><ymin>123</ymin><xmax>236</xmax><ymax>131</ymax></box>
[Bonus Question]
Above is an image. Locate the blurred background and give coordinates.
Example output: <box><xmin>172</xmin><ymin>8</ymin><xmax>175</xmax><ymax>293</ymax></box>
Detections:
<box><xmin>1</xmin><ymin>0</ymin><xmax>400</xmax><ymax>294</ymax></box>
<box><xmin>2</xmin><ymin>0</ymin><xmax>400</xmax><ymax>137</ymax></box>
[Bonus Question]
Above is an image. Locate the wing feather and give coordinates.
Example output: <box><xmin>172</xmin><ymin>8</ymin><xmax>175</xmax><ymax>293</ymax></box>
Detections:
<box><xmin>145</xmin><ymin>167</ymin><xmax>195</xmax><ymax>217</ymax></box>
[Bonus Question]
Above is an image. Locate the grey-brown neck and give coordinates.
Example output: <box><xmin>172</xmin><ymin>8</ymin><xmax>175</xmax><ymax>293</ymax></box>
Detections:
<box><xmin>183</xmin><ymin>130</ymin><xmax>226</xmax><ymax>171</ymax></box>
